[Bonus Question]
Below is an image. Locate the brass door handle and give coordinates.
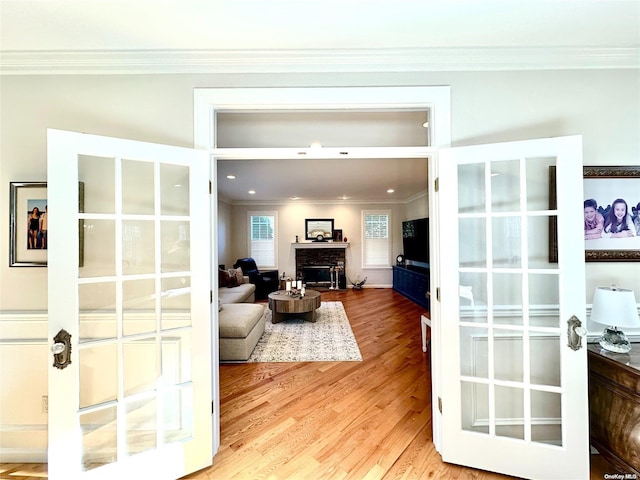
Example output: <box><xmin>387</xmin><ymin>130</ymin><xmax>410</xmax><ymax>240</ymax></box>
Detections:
<box><xmin>567</xmin><ymin>316</ymin><xmax>586</xmax><ymax>351</ymax></box>
<box><xmin>52</xmin><ymin>329</ymin><xmax>72</xmax><ymax>369</ymax></box>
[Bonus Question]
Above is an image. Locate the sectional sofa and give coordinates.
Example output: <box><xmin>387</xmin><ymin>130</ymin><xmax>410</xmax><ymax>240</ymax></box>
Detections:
<box><xmin>218</xmin><ymin>272</ymin><xmax>266</xmax><ymax>361</ymax></box>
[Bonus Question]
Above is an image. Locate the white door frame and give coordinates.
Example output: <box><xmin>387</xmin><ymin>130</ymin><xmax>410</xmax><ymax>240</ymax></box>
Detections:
<box><xmin>194</xmin><ymin>86</ymin><xmax>452</xmax><ymax>455</ymax></box>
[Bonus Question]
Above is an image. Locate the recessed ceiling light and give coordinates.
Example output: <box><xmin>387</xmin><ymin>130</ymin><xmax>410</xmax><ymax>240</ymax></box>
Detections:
<box><xmin>226</xmin><ymin>175</ymin><xmax>236</xmax><ymax>179</ymax></box>
<box><xmin>290</xmin><ymin>196</ymin><xmax>300</xmax><ymax>200</ymax></box>
<box><xmin>310</xmin><ymin>142</ymin><xmax>322</xmax><ymax>149</ymax></box>
<box><xmin>339</xmin><ymin>195</ymin><xmax>350</xmax><ymax>200</ymax></box>
<box><xmin>387</xmin><ymin>189</ymin><xmax>395</xmax><ymax>193</ymax></box>
<box><xmin>173</xmin><ymin>183</ymin><xmax>182</xmax><ymax>188</ymax></box>
<box><xmin>248</xmin><ymin>190</ymin><xmax>256</xmax><ymax>195</ymax></box>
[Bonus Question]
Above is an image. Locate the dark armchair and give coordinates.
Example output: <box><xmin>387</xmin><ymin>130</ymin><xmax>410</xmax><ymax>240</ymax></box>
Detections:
<box><xmin>233</xmin><ymin>258</ymin><xmax>279</xmax><ymax>300</ymax></box>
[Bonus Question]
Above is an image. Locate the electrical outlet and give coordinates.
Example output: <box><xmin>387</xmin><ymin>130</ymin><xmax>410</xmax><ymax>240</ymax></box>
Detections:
<box><xmin>42</xmin><ymin>395</ymin><xmax>48</xmax><ymax>413</ymax></box>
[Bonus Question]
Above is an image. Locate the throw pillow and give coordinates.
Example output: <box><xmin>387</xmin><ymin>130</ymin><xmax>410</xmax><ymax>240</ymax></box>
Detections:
<box><xmin>228</xmin><ymin>267</ymin><xmax>243</xmax><ymax>285</ymax></box>
<box><xmin>218</xmin><ymin>269</ymin><xmax>230</xmax><ymax>288</ymax></box>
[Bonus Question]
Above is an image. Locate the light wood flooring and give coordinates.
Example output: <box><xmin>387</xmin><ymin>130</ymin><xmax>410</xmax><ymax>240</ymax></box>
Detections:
<box><xmin>0</xmin><ymin>288</ymin><xmax>620</xmax><ymax>479</ymax></box>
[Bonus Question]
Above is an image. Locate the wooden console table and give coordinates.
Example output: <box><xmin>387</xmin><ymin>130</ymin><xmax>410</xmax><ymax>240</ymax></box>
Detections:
<box><xmin>588</xmin><ymin>342</ymin><xmax>640</xmax><ymax>475</ymax></box>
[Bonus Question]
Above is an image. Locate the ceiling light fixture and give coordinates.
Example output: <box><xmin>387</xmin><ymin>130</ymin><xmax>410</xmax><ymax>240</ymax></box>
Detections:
<box><xmin>248</xmin><ymin>190</ymin><xmax>256</xmax><ymax>195</ymax></box>
<box><xmin>310</xmin><ymin>142</ymin><xmax>322</xmax><ymax>149</ymax></box>
<box><xmin>340</xmin><ymin>195</ymin><xmax>350</xmax><ymax>200</ymax></box>
<box><xmin>290</xmin><ymin>196</ymin><xmax>300</xmax><ymax>200</ymax></box>
<box><xmin>387</xmin><ymin>189</ymin><xmax>395</xmax><ymax>193</ymax></box>
<box><xmin>226</xmin><ymin>175</ymin><xmax>236</xmax><ymax>179</ymax></box>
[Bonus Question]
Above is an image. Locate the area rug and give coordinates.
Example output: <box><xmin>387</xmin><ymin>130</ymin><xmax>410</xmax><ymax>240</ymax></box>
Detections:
<box><xmin>246</xmin><ymin>301</ymin><xmax>362</xmax><ymax>363</ymax></box>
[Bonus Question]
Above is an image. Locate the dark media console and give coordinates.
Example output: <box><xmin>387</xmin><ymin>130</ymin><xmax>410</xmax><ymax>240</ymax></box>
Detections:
<box><xmin>392</xmin><ymin>265</ymin><xmax>430</xmax><ymax>311</ymax></box>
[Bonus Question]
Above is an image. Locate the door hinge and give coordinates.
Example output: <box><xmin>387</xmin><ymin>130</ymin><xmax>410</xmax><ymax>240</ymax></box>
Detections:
<box><xmin>436</xmin><ymin>287</ymin><xmax>441</xmax><ymax>302</ymax></box>
<box><xmin>212</xmin><ymin>401</ymin><xmax>215</xmax><ymax>414</ymax></box>
<box><xmin>209</xmin><ymin>180</ymin><xmax>212</xmax><ymax>194</ymax></box>
<box><xmin>434</xmin><ymin>177</ymin><xmax>439</xmax><ymax>192</ymax></box>
<box><xmin>438</xmin><ymin>397</ymin><xmax>442</xmax><ymax>414</ymax></box>
<box><xmin>210</xmin><ymin>290</ymin><xmax>213</xmax><ymax>304</ymax></box>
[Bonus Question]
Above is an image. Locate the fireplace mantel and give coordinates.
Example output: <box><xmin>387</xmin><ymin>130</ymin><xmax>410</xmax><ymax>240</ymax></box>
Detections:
<box><xmin>292</xmin><ymin>242</ymin><xmax>349</xmax><ymax>249</ymax></box>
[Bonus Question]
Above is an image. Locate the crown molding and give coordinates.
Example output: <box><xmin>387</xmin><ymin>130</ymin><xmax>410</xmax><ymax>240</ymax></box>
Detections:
<box><xmin>1</xmin><ymin>46</ymin><xmax>638</xmax><ymax>75</ymax></box>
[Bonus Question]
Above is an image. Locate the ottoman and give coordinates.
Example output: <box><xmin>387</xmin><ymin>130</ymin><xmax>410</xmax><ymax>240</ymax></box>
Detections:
<box><xmin>218</xmin><ymin>303</ymin><xmax>266</xmax><ymax>361</ymax></box>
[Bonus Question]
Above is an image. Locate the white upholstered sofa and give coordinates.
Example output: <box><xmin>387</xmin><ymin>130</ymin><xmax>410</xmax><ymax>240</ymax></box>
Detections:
<box><xmin>218</xmin><ymin>272</ymin><xmax>266</xmax><ymax>361</ymax></box>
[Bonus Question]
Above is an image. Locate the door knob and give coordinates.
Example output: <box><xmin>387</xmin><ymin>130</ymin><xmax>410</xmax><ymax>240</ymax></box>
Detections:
<box><xmin>52</xmin><ymin>329</ymin><xmax>72</xmax><ymax>369</ymax></box>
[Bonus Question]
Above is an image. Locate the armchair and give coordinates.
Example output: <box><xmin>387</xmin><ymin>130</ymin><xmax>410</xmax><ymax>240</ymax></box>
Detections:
<box><xmin>233</xmin><ymin>258</ymin><xmax>279</xmax><ymax>300</ymax></box>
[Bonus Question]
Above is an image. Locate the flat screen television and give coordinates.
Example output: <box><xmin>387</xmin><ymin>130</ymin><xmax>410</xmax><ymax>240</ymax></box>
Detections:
<box><xmin>402</xmin><ymin>217</ymin><xmax>429</xmax><ymax>264</ymax></box>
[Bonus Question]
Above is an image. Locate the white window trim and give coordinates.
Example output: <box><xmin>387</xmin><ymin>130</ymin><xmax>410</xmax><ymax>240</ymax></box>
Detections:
<box><xmin>361</xmin><ymin>209</ymin><xmax>392</xmax><ymax>269</ymax></box>
<box><xmin>247</xmin><ymin>211</ymin><xmax>278</xmax><ymax>270</ymax></box>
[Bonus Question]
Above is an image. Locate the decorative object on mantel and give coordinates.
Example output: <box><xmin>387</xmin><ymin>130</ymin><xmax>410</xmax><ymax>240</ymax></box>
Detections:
<box><xmin>590</xmin><ymin>285</ymin><xmax>640</xmax><ymax>353</ymax></box>
<box><xmin>350</xmin><ymin>274</ymin><xmax>367</xmax><ymax>289</ymax></box>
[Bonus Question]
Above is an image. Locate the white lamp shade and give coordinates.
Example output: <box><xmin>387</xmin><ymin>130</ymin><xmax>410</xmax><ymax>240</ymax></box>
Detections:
<box><xmin>590</xmin><ymin>286</ymin><xmax>640</xmax><ymax>328</ymax></box>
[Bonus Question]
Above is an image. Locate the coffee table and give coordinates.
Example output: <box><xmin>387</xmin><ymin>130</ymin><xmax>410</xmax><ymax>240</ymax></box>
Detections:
<box><xmin>267</xmin><ymin>290</ymin><xmax>321</xmax><ymax>323</ymax></box>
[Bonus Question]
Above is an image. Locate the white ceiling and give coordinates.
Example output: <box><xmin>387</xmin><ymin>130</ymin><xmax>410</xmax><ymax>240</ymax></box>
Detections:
<box><xmin>1</xmin><ymin>0</ymin><xmax>638</xmax><ymax>73</ymax></box>
<box><xmin>1</xmin><ymin>0</ymin><xmax>638</xmax><ymax>203</ymax></box>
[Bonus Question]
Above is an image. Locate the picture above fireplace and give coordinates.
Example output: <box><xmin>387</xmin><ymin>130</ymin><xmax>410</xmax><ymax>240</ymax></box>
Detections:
<box><xmin>305</xmin><ymin>218</ymin><xmax>334</xmax><ymax>241</ymax></box>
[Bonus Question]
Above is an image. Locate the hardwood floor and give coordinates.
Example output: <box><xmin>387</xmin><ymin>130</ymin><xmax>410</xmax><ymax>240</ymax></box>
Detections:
<box><xmin>0</xmin><ymin>289</ymin><xmax>621</xmax><ymax>479</ymax></box>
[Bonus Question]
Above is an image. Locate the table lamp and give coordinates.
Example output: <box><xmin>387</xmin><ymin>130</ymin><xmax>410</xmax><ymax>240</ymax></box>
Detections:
<box><xmin>590</xmin><ymin>285</ymin><xmax>640</xmax><ymax>353</ymax></box>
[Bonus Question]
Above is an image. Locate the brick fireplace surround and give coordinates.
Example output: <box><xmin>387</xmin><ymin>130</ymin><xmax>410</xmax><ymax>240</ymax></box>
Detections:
<box><xmin>293</xmin><ymin>243</ymin><xmax>348</xmax><ymax>286</ymax></box>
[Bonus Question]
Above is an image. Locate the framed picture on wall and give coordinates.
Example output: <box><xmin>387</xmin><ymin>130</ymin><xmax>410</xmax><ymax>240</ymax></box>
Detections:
<box><xmin>10</xmin><ymin>182</ymin><xmax>48</xmax><ymax>266</ymax></box>
<box><xmin>583</xmin><ymin>166</ymin><xmax>640</xmax><ymax>261</ymax></box>
<box><xmin>549</xmin><ymin>166</ymin><xmax>640</xmax><ymax>263</ymax></box>
<box><xmin>305</xmin><ymin>218</ymin><xmax>334</xmax><ymax>241</ymax></box>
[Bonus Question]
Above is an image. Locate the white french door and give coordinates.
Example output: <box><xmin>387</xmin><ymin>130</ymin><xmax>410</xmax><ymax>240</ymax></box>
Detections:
<box><xmin>437</xmin><ymin>136</ymin><xmax>589</xmax><ymax>479</ymax></box>
<box><xmin>47</xmin><ymin>129</ymin><xmax>213</xmax><ymax>479</ymax></box>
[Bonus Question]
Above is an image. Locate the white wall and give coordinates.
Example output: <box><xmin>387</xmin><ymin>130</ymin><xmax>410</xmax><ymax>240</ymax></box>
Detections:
<box><xmin>1</xmin><ymin>69</ymin><xmax>639</xmax><ymax>460</ymax></box>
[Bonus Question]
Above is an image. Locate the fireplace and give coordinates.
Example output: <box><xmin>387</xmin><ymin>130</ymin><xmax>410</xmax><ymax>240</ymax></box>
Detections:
<box><xmin>302</xmin><ymin>265</ymin><xmax>332</xmax><ymax>287</ymax></box>
<box><xmin>294</xmin><ymin>243</ymin><xmax>348</xmax><ymax>289</ymax></box>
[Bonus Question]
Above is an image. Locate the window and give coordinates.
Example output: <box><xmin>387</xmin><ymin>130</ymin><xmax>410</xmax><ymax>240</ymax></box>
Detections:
<box><xmin>362</xmin><ymin>210</ymin><xmax>391</xmax><ymax>268</ymax></box>
<box><xmin>248</xmin><ymin>212</ymin><xmax>277</xmax><ymax>269</ymax></box>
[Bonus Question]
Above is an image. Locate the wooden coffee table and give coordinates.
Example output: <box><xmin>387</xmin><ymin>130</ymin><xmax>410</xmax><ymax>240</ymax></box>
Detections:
<box><xmin>267</xmin><ymin>290</ymin><xmax>321</xmax><ymax>323</ymax></box>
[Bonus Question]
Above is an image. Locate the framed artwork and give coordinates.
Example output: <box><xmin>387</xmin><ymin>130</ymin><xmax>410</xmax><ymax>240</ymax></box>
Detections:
<box><xmin>583</xmin><ymin>166</ymin><xmax>640</xmax><ymax>261</ymax></box>
<box><xmin>549</xmin><ymin>166</ymin><xmax>640</xmax><ymax>263</ymax></box>
<box><xmin>333</xmin><ymin>229</ymin><xmax>343</xmax><ymax>242</ymax></box>
<box><xmin>10</xmin><ymin>182</ymin><xmax>48</xmax><ymax>266</ymax></box>
<box><xmin>305</xmin><ymin>218</ymin><xmax>334</xmax><ymax>241</ymax></box>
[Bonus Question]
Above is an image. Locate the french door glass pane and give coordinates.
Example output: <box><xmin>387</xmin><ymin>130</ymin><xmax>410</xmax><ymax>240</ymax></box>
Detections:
<box><xmin>161</xmin><ymin>276</ymin><xmax>192</xmax><ymax>330</ymax></box>
<box><xmin>78</xmin><ymin>155</ymin><xmax>115</xmax><ymax>214</ymax></box>
<box><xmin>458</xmin><ymin>163</ymin><xmax>485</xmax><ymax>213</ymax></box>
<box><xmin>123</xmin><ymin>338</ymin><xmax>157</xmax><ymax>397</ymax></box>
<box><xmin>163</xmin><ymin>386</ymin><xmax>194</xmax><ymax>443</ymax></box>
<box><xmin>123</xmin><ymin>220</ymin><xmax>155</xmax><ymax>275</ymax></box>
<box><xmin>79</xmin><ymin>344</ymin><xmax>118</xmax><ymax>408</ymax></box>
<box><xmin>125</xmin><ymin>397</ymin><xmax>157</xmax><ymax>456</ymax></box>
<box><xmin>459</xmin><ymin>218</ymin><xmax>486</xmax><ymax>268</ymax></box>
<box><xmin>490</xmin><ymin>160</ymin><xmax>520</xmax><ymax>212</ymax></box>
<box><xmin>531</xmin><ymin>390</ymin><xmax>562</xmax><ymax>445</ymax></box>
<box><xmin>160</xmin><ymin>164</ymin><xmax>190</xmax><ymax>216</ymax></box>
<box><xmin>530</xmin><ymin>336</ymin><xmax>561</xmax><ymax>387</ymax></box>
<box><xmin>461</xmin><ymin>381</ymin><xmax>489</xmax><ymax>434</ymax></box>
<box><xmin>79</xmin><ymin>282</ymin><xmax>116</xmax><ymax>341</ymax></box>
<box><xmin>80</xmin><ymin>406</ymin><xmax>117</xmax><ymax>471</ymax></box>
<box><xmin>161</xmin><ymin>221</ymin><xmax>190</xmax><ymax>272</ymax></box>
<box><xmin>123</xmin><ymin>279</ymin><xmax>156</xmax><ymax>336</ymax></box>
<box><xmin>495</xmin><ymin>385</ymin><xmax>524</xmax><ymax>440</ymax></box>
<box><xmin>79</xmin><ymin>219</ymin><xmax>116</xmax><ymax>278</ymax></box>
<box><xmin>492</xmin><ymin>216</ymin><xmax>521</xmax><ymax>267</ymax></box>
<box><xmin>122</xmin><ymin>160</ymin><xmax>154</xmax><ymax>215</ymax></box>
<box><xmin>494</xmin><ymin>330</ymin><xmax>523</xmax><ymax>383</ymax></box>
<box><xmin>460</xmin><ymin>326</ymin><xmax>488</xmax><ymax>378</ymax></box>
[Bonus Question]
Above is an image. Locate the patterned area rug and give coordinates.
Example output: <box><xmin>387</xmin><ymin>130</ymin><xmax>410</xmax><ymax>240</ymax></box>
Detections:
<box><xmin>246</xmin><ymin>301</ymin><xmax>362</xmax><ymax>362</ymax></box>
